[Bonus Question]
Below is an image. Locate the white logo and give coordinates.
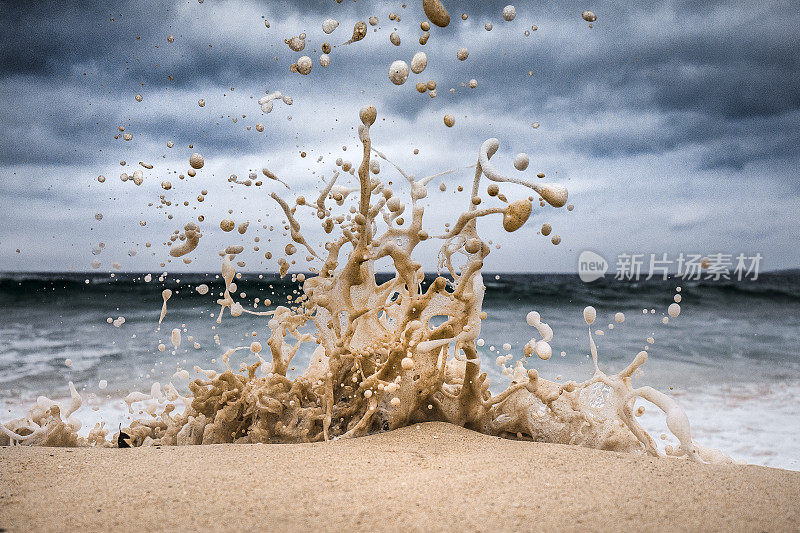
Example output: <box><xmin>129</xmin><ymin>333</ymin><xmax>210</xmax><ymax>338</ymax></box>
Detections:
<box><xmin>578</xmin><ymin>250</ymin><xmax>608</xmax><ymax>282</ymax></box>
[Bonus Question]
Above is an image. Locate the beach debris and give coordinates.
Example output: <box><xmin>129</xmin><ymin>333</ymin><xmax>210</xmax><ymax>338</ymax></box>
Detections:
<box><xmin>117</xmin><ymin>425</ymin><xmax>132</xmax><ymax>448</ymax></box>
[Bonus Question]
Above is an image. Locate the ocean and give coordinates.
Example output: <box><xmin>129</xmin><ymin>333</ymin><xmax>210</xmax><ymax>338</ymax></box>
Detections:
<box><xmin>1</xmin><ymin>270</ymin><xmax>798</xmax><ymax>469</ymax></box>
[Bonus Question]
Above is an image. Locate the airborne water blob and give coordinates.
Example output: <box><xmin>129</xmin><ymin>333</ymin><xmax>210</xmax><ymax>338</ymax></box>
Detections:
<box><xmin>583</xmin><ymin>306</ymin><xmax>597</xmax><ymax>325</ymax></box>
<box><xmin>502</xmin><ymin>199</ymin><xmax>532</xmax><ymax>231</ymax></box>
<box><xmin>296</xmin><ymin>56</ymin><xmax>313</xmax><ymax>75</ymax></box>
<box><xmin>345</xmin><ymin>21</ymin><xmax>367</xmax><ymax>45</ymax></box>
<box><xmin>388</xmin><ymin>60</ymin><xmax>410</xmax><ymax>85</ymax></box>
<box><xmin>513</xmin><ymin>153</ymin><xmax>529</xmax><ymax>170</ymax></box>
<box><xmin>171</xmin><ymin>328</ymin><xmax>182</xmax><ymax>349</ymax></box>
<box><xmin>285</xmin><ymin>33</ymin><xmax>306</xmax><ymax>52</ymax></box>
<box><xmin>169</xmin><ymin>223</ymin><xmax>201</xmax><ymax>257</ymax></box>
<box><xmin>422</xmin><ymin>0</ymin><xmax>450</xmax><ymax>27</ymax></box>
<box><xmin>322</xmin><ymin>18</ymin><xmax>339</xmax><ymax>34</ymax></box>
<box><xmin>410</xmin><ymin>52</ymin><xmax>428</xmax><ymax>74</ymax></box>
<box><xmin>535</xmin><ymin>341</ymin><xmax>552</xmax><ymax>360</ymax></box>
<box><xmin>189</xmin><ymin>153</ymin><xmax>204</xmax><ymax>169</ymax></box>
<box><xmin>158</xmin><ymin>289</ymin><xmax>172</xmax><ymax>325</ymax></box>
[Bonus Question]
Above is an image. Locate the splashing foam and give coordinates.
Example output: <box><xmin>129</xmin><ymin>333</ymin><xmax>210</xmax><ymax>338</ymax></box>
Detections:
<box><xmin>0</xmin><ymin>107</ymin><xmax>730</xmax><ymax>464</ymax></box>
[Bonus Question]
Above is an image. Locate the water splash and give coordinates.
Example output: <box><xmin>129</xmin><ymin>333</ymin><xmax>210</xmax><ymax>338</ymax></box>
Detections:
<box><xmin>0</xmin><ymin>107</ymin><xmax>732</xmax><ymax>464</ymax></box>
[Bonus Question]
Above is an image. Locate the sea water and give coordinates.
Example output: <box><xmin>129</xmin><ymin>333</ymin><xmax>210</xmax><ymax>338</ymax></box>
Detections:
<box><xmin>2</xmin><ymin>270</ymin><xmax>798</xmax><ymax>468</ymax></box>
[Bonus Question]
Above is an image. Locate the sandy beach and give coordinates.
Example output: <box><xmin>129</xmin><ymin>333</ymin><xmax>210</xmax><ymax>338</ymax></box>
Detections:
<box><xmin>0</xmin><ymin>422</ymin><xmax>797</xmax><ymax>532</ymax></box>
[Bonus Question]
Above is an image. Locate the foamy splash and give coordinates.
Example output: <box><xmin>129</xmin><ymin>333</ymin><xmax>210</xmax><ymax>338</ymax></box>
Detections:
<box><xmin>0</xmin><ymin>107</ymin><xmax>731</xmax><ymax>464</ymax></box>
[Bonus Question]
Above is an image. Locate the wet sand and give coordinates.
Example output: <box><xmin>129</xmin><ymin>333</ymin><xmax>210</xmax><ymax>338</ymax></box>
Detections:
<box><xmin>1</xmin><ymin>422</ymin><xmax>797</xmax><ymax>532</ymax></box>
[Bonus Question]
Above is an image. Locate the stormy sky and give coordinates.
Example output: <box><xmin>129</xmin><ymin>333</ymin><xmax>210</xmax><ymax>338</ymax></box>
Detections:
<box><xmin>1</xmin><ymin>0</ymin><xmax>798</xmax><ymax>273</ymax></box>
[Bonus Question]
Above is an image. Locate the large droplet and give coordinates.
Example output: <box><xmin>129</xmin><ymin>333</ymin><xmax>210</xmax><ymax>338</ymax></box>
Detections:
<box><xmin>423</xmin><ymin>0</ymin><xmax>450</xmax><ymax>27</ymax></box>
<box><xmin>502</xmin><ymin>199</ymin><xmax>532</xmax><ymax>232</ymax></box>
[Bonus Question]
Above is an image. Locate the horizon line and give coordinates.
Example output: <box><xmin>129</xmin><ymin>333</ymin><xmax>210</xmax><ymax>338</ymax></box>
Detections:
<box><xmin>1</xmin><ymin>268</ymin><xmax>798</xmax><ymax>276</ymax></box>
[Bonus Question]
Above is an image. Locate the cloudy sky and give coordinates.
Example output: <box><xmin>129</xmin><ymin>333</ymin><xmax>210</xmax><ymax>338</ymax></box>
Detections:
<box><xmin>1</xmin><ymin>0</ymin><xmax>798</xmax><ymax>273</ymax></box>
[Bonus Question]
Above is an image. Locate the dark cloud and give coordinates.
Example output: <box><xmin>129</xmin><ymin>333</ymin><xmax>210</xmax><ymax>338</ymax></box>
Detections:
<box><xmin>0</xmin><ymin>0</ymin><xmax>798</xmax><ymax>271</ymax></box>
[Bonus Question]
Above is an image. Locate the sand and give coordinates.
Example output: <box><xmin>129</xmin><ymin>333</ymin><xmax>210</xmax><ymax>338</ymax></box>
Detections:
<box><xmin>0</xmin><ymin>422</ymin><xmax>797</xmax><ymax>532</ymax></box>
